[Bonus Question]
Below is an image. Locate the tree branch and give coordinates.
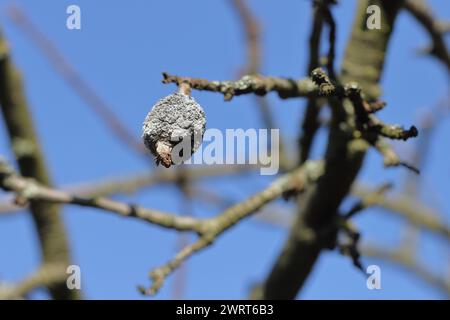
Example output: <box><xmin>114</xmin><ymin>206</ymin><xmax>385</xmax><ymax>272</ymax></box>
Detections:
<box><xmin>254</xmin><ymin>0</ymin><xmax>407</xmax><ymax>299</ymax></box>
<box><xmin>0</xmin><ymin>165</ymin><xmax>255</xmax><ymax>215</ymax></box>
<box><xmin>0</xmin><ymin>263</ymin><xmax>68</xmax><ymax>300</ymax></box>
<box><xmin>244</xmin><ymin>184</ymin><xmax>450</xmax><ymax>297</ymax></box>
<box><xmin>352</xmin><ymin>184</ymin><xmax>450</xmax><ymax>240</ymax></box>
<box><xmin>299</xmin><ymin>0</ymin><xmax>329</xmax><ymax>164</ymax></box>
<box><xmin>162</xmin><ymin>72</ymin><xmax>317</xmax><ymax>101</ymax></box>
<box><xmin>230</xmin><ymin>0</ymin><xmax>290</xmax><ymax>170</ymax></box>
<box><xmin>0</xmin><ymin>29</ymin><xmax>79</xmax><ymax>299</ymax></box>
<box><xmin>361</xmin><ymin>243</ymin><xmax>450</xmax><ymax>297</ymax></box>
<box><xmin>230</xmin><ymin>0</ymin><xmax>261</xmax><ymax>75</ymax></box>
<box><xmin>0</xmin><ymin>158</ymin><xmax>204</xmax><ymax>234</ymax></box>
<box><xmin>0</xmin><ymin>157</ymin><xmax>322</xmax><ymax>295</ymax></box>
<box><xmin>403</xmin><ymin>0</ymin><xmax>450</xmax><ymax>73</ymax></box>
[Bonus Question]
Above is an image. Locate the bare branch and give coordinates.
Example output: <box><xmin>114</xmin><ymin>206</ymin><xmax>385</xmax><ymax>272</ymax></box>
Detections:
<box><xmin>162</xmin><ymin>72</ymin><xmax>317</xmax><ymax>101</ymax></box>
<box><xmin>139</xmin><ymin>236</ymin><xmax>213</xmax><ymax>296</ymax></box>
<box><xmin>361</xmin><ymin>244</ymin><xmax>450</xmax><ymax>297</ymax></box>
<box><xmin>255</xmin><ymin>0</ymin><xmax>407</xmax><ymax>299</ymax></box>
<box><xmin>403</xmin><ymin>0</ymin><xmax>450</xmax><ymax>73</ymax></box>
<box><xmin>230</xmin><ymin>0</ymin><xmax>290</xmax><ymax>170</ymax></box>
<box><xmin>352</xmin><ymin>184</ymin><xmax>450</xmax><ymax>240</ymax></box>
<box><xmin>323</xmin><ymin>1</ymin><xmax>337</xmax><ymax>80</ymax></box>
<box><xmin>0</xmin><ymin>263</ymin><xmax>68</xmax><ymax>300</ymax></box>
<box><xmin>138</xmin><ymin>160</ymin><xmax>323</xmax><ymax>295</ymax></box>
<box><xmin>0</xmin><ymin>157</ymin><xmax>322</xmax><ymax>295</ymax></box>
<box><xmin>299</xmin><ymin>0</ymin><xmax>329</xmax><ymax>164</ymax></box>
<box><xmin>347</xmin><ymin>182</ymin><xmax>450</xmax><ymax>242</ymax></box>
<box><xmin>230</xmin><ymin>0</ymin><xmax>261</xmax><ymax>75</ymax></box>
<box><xmin>0</xmin><ymin>165</ymin><xmax>254</xmax><ymax>215</ymax></box>
<box><xmin>245</xmin><ymin>185</ymin><xmax>450</xmax><ymax>297</ymax></box>
<box><xmin>0</xmin><ymin>158</ymin><xmax>204</xmax><ymax>234</ymax></box>
<box><xmin>0</xmin><ymin>29</ymin><xmax>78</xmax><ymax>299</ymax></box>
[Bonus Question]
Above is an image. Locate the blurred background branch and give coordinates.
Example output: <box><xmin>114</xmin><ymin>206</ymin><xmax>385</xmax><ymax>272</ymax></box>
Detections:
<box><xmin>0</xmin><ymin>28</ymin><xmax>79</xmax><ymax>299</ymax></box>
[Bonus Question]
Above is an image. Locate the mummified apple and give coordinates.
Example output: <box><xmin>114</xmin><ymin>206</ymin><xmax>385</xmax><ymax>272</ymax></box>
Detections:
<box><xmin>142</xmin><ymin>92</ymin><xmax>206</xmax><ymax>167</ymax></box>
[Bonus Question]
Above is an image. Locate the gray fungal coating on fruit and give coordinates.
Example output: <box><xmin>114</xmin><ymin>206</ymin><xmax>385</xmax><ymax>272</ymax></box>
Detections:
<box><xmin>142</xmin><ymin>92</ymin><xmax>206</xmax><ymax>167</ymax></box>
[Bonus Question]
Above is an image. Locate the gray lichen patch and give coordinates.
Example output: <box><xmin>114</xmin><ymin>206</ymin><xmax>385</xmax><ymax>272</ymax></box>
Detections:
<box><xmin>142</xmin><ymin>92</ymin><xmax>206</xmax><ymax>167</ymax></box>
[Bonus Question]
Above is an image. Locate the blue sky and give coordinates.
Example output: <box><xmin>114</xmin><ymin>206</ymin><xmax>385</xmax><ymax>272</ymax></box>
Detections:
<box><xmin>0</xmin><ymin>0</ymin><xmax>449</xmax><ymax>299</ymax></box>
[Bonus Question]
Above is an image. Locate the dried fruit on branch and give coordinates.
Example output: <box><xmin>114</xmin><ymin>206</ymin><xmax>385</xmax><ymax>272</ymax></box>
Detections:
<box><xmin>142</xmin><ymin>92</ymin><xmax>206</xmax><ymax>167</ymax></box>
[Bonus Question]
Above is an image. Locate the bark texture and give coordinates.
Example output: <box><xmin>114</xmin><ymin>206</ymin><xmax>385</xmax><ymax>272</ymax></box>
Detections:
<box><xmin>254</xmin><ymin>0</ymin><xmax>405</xmax><ymax>299</ymax></box>
<box><xmin>0</xmin><ymin>30</ymin><xmax>79</xmax><ymax>299</ymax></box>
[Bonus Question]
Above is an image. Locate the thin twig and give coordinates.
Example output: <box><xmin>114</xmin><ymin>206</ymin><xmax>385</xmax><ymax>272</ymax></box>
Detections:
<box><xmin>230</xmin><ymin>0</ymin><xmax>261</xmax><ymax>75</ymax></box>
<box><xmin>351</xmin><ymin>184</ymin><xmax>450</xmax><ymax>240</ymax></box>
<box><xmin>230</xmin><ymin>0</ymin><xmax>290</xmax><ymax>170</ymax></box>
